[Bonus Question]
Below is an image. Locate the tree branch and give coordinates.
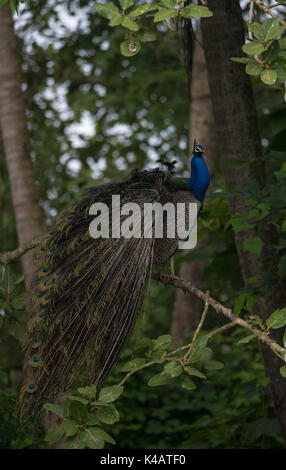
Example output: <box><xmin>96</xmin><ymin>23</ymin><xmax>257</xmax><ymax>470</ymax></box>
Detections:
<box><xmin>0</xmin><ymin>234</ymin><xmax>45</xmax><ymax>264</ymax></box>
<box><xmin>1</xmin><ymin>237</ymin><xmax>285</xmax><ymax>364</ymax></box>
<box><xmin>253</xmin><ymin>0</ymin><xmax>286</xmax><ymax>25</ymax></box>
<box><xmin>152</xmin><ymin>273</ymin><xmax>286</xmax><ymax>362</ymax></box>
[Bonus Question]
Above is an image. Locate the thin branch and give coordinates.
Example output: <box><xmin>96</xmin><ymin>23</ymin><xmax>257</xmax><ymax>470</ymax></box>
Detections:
<box><xmin>0</xmin><ymin>234</ymin><xmax>45</xmax><ymax>264</ymax></box>
<box><xmin>268</xmin><ymin>2</ymin><xmax>286</xmax><ymax>8</ymax></box>
<box><xmin>1</xmin><ymin>237</ymin><xmax>285</xmax><ymax>364</ymax></box>
<box><xmin>253</xmin><ymin>0</ymin><xmax>286</xmax><ymax>25</ymax></box>
<box><xmin>183</xmin><ymin>291</ymin><xmax>210</xmax><ymax>362</ymax></box>
<box><xmin>192</xmin><ymin>291</ymin><xmax>210</xmax><ymax>344</ymax></box>
<box><xmin>152</xmin><ymin>273</ymin><xmax>286</xmax><ymax>362</ymax></box>
<box><xmin>207</xmin><ymin>321</ymin><xmax>237</xmax><ymax>339</ymax></box>
<box><xmin>248</xmin><ymin>0</ymin><xmax>255</xmax><ymax>40</ymax></box>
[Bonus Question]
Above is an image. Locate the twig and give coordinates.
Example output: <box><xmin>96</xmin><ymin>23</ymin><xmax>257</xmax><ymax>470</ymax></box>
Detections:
<box><xmin>207</xmin><ymin>321</ymin><xmax>237</xmax><ymax>339</ymax></box>
<box><xmin>253</xmin><ymin>0</ymin><xmax>286</xmax><ymax>25</ymax></box>
<box><xmin>192</xmin><ymin>291</ymin><xmax>210</xmax><ymax>344</ymax></box>
<box><xmin>248</xmin><ymin>0</ymin><xmax>255</xmax><ymax>40</ymax></box>
<box><xmin>0</xmin><ymin>234</ymin><xmax>45</xmax><ymax>264</ymax></box>
<box><xmin>1</xmin><ymin>237</ymin><xmax>285</xmax><ymax>367</ymax></box>
<box><xmin>183</xmin><ymin>291</ymin><xmax>210</xmax><ymax>362</ymax></box>
<box><xmin>268</xmin><ymin>2</ymin><xmax>286</xmax><ymax>8</ymax></box>
<box><xmin>152</xmin><ymin>273</ymin><xmax>286</xmax><ymax>362</ymax></box>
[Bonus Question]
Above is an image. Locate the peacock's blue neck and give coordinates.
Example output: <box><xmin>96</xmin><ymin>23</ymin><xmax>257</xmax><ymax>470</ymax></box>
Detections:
<box><xmin>186</xmin><ymin>154</ymin><xmax>210</xmax><ymax>208</ymax></box>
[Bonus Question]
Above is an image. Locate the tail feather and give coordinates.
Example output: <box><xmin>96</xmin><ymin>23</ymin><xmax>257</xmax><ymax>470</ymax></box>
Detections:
<box><xmin>20</xmin><ymin>171</ymin><xmax>164</xmax><ymax>417</ymax></box>
<box><xmin>20</xmin><ymin>165</ymin><xmax>199</xmax><ymax>418</ymax></box>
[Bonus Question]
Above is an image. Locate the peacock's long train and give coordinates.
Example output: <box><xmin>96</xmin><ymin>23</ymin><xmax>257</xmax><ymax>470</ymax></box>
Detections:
<box><xmin>20</xmin><ymin>143</ymin><xmax>210</xmax><ymax>417</ymax></box>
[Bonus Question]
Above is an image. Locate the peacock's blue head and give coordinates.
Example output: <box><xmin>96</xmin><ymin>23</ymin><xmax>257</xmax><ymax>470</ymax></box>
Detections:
<box><xmin>193</xmin><ymin>144</ymin><xmax>204</xmax><ymax>156</ymax></box>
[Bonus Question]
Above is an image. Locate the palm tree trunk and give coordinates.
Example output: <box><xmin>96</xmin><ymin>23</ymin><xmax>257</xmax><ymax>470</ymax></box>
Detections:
<box><xmin>171</xmin><ymin>26</ymin><xmax>216</xmax><ymax>343</ymax></box>
<box><xmin>0</xmin><ymin>3</ymin><xmax>42</xmax><ymax>289</ymax></box>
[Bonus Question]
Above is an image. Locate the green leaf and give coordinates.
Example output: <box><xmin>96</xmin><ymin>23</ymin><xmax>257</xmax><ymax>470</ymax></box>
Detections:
<box><xmin>148</xmin><ymin>373</ymin><xmax>170</xmax><ymax>386</ymax></box>
<box><xmin>279</xmin><ymin>37</ymin><xmax>286</xmax><ymax>50</ymax></box>
<box><xmin>109</xmin><ymin>12</ymin><xmax>123</xmax><ymax>26</ymax></box>
<box><xmin>61</xmin><ymin>420</ymin><xmax>79</xmax><ymax>437</ymax></box>
<box><xmin>94</xmin><ymin>3</ymin><xmax>119</xmax><ymax>19</ymax></box>
<box><xmin>243</xmin><ymin>237</ymin><xmax>264</xmax><ymax>256</ymax></box>
<box><xmin>192</xmin><ymin>334</ymin><xmax>208</xmax><ymax>350</ymax></box>
<box><xmin>98</xmin><ymin>385</ymin><xmax>123</xmax><ymax>403</ymax></box>
<box><xmin>133</xmin><ymin>337</ymin><xmax>154</xmax><ymax>355</ymax></box>
<box><xmin>150</xmin><ymin>350</ymin><xmax>167</xmax><ymax>363</ymax></box>
<box><xmin>68</xmin><ymin>401</ymin><xmax>88</xmax><ymax>423</ymax></box>
<box><xmin>189</xmin><ymin>346</ymin><xmax>213</xmax><ymax>364</ymax></box>
<box><xmin>119</xmin><ymin>0</ymin><xmax>134</xmax><ymax>10</ymax></box>
<box><xmin>280</xmin><ymin>365</ymin><xmax>286</xmax><ymax>378</ymax></box>
<box><xmin>122</xmin><ymin>16</ymin><xmax>139</xmax><ymax>31</ymax></box>
<box><xmin>180</xmin><ymin>4</ymin><xmax>213</xmax><ymax>18</ymax></box>
<box><xmin>266</xmin><ymin>308</ymin><xmax>286</xmax><ymax>329</ymax></box>
<box><xmin>96</xmin><ymin>404</ymin><xmax>120</xmax><ymax>424</ymax></box>
<box><xmin>245</xmin><ymin>62</ymin><xmax>263</xmax><ymax>76</ymax></box>
<box><xmin>231</xmin><ymin>57</ymin><xmax>254</xmax><ymax>64</ymax></box>
<box><xmin>46</xmin><ymin>425</ymin><xmax>65</xmax><ymax>444</ymax></box>
<box><xmin>248</xmin><ymin>315</ymin><xmax>262</xmax><ymax>326</ymax></box>
<box><xmin>153</xmin><ymin>334</ymin><xmax>172</xmax><ymax>350</ymax></box>
<box><xmin>66</xmin><ymin>395</ymin><xmax>89</xmax><ymax>405</ymax></box>
<box><xmin>43</xmin><ymin>403</ymin><xmax>64</xmax><ymax>418</ymax></box>
<box><xmin>15</xmin><ymin>274</ymin><xmax>25</xmax><ymax>284</ymax></box>
<box><xmin>77</xmin><ymin>385</ymin><xmax>97</xmax><ymax>400</ymax></box>
<box><xmin>242</xmin><ymin>41</ymin><xmax>265</xmax><ymax>56</ymax></box>
<box><xmin>263</xmin><ymin>18</ymin><xmax>286</xmax><ymax>41</ymax></box>
<box><xmin>99</xmin><ymin>429</ymin><xmax>116</xmax><ymax>445</ymax></box>
<box><xmin>245</xmin><ymin>294</ymin><xmax>258</xmax><ymax>312</ymax></box>
<box><xmin>234</xmin><ymin>293</ymin><xmax>247</xmax><ymax>315</ymax></box>
<box><xmin>236</xmin><ymin>333</ymin><xmax>258</xmax><ymax>345</ymax></box>
<box><xmin>231</xmin><ymin>216</ymin><xmax>252</xmax><ymax>232</ymax></box>
<box><xmin>247</xmin><ymin>23</ymin><xmax>265</xmax><ymax>42</ymax></box>
<box><xmin>129</xmin><ymin>4</ymin><xmax>159</xmax><ymax>18</ymax></box>
<box><xmin>276</xmin><ymin>68</ymin><xmax>286</xmax><ymax>83</ymax></box>
<box><xmin>163</xmin><ymin>361</ymin><xmax>182</xmax><ymax>378</ymax></box>
<box><xmin>184</xmin><ymin>367</ymin><xmax>206</xmax><ymax>379</ymax></box>
<box><xmin>153</xmin><ymin>8</ymin><xmax>178</xmax><ymax>23</ymax></box>
<box><xmin>120</xmin><ymin>40</ymin><xmax>141</xmax><ymax>56</ymax></box>
<box><xmin>83</xmin><ymin>427</ymin><xmax>105</xmax><ymax>449</ymax></box>
<box><xmin>121</xmin><ymin>357</ymin><xmax>146</xmax><ymax>371</ymax></box>
<box><xmin>260</xmin><ymin>68</ymin><xmax>277</xmax><ymax>85</ymax></box>
<box><xmin>65</xmin><ymin>436</ymin><xmax>79</xmax><ymax>449</ymax></box>
<box><xmin>204</xmin><ymin>360</ymin><xmax>224</xmax><ymax>370</ymax></box>
<box><xmin>160</xmin><ymin>0</ymin><xmax>176</xmax><ymax>8</ymax></box>
<box><xmin>86</xmin><ymin>412</ymin><xmax>100</xmax><ymax>426</ymax></box>
<box><xmin>262</xmin><ymin>40</ymin><xmax>280</xmax><ymax>64</ymax></box>
<box><xmin>181</xmin><ymin>376</ymin><xmax>196</xmax><ymax>390</ymax></box>
<box><xmin>283</xmin><ymin>329</ymin><xmax>286</xmax><ymax>348</ymax></box>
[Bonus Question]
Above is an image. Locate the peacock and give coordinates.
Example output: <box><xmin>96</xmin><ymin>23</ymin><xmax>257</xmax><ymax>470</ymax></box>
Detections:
<box><xmin>20</xmin><ymin>141</ymin><xmax>210</xmax><ymax>418</ymax></box>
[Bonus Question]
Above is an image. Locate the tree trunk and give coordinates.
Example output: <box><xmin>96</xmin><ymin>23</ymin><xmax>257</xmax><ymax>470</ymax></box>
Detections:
<box><xmin>171</xmin><ymin>27</ymin><xmax>216</xmax><ymax>343</ymax></box>
<box><xmin>0</xmin><ymin>3</ymin><xmax>42</xmax><ymax>289</ymax></box>
<box><xmin>201</xmin><ymin>0</ymin><xmax>286</xmax><ymax>444</ymax></box>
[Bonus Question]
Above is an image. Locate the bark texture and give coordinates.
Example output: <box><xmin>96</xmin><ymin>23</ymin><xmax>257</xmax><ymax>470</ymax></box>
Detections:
<box><xmin>171</xmin><ymin>27</ymin><xmax>216</xmax><ymax>343</ymax></box>
<box><xmin>0</xmin><ymin>4</ymin><xmax>42</xmax><ymax>289</ymax></box>
<box><xmin>201</xmin><ymin>0</ymin><xmax>286</xmax><ymax>444</ymax></box>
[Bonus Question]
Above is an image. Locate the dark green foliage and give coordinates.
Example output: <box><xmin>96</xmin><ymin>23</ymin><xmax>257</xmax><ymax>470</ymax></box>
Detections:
<box><xmin>107</xmin><ymin>329</ymin><xmax>284</xmax><ymax>449</ymax></box>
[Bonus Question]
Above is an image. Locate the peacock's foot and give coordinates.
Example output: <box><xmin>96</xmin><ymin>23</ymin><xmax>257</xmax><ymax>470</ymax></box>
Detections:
<box><xmin>159</xmin><ymin>263</ymin><xmax>175</xmax><ymax>284</ymax></box>
<box><xmin>170</xmin><ymin>257</ymin><xmax>175</xmax><ymax>277</ymax></box>
<box><xmin>159</xmin><ymin>269</ymin><xmax>171</xmax><ymax>284</ymax></box>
